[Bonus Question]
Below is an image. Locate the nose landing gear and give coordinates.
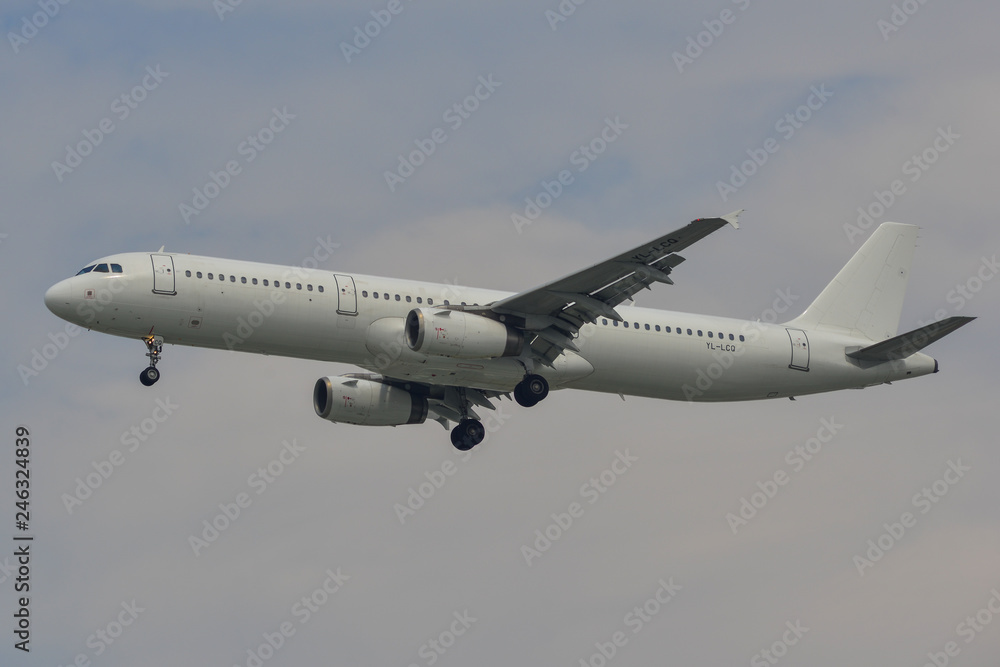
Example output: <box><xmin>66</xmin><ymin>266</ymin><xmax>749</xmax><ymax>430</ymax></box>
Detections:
<box><xmin>140</xmin><ymin>331</ymin><xmax>163</xmax><ymax>386</ymax></box>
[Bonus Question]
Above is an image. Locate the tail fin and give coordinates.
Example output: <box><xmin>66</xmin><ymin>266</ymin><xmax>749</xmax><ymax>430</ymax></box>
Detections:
<box><xmin>785</xmin><ymin>223</ymin><xmax>918</xmax><ymax>341</ymax></box>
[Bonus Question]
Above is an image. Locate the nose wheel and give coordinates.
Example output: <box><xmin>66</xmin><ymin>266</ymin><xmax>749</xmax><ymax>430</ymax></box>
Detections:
<box><xmin>140</xmin><ymin>366</ymin><xmax>160</xmax><ymax>386</ymax></box>
<box><xmin>140</xmin><ymin>331</ymin><xmax>163</xmax><ymax>386</ymax></box>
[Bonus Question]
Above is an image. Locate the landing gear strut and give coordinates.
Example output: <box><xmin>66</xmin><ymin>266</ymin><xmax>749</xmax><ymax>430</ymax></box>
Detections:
<box><xmin>514</xmin><ymin>374</ymin><xmax>549</xmax><ymax>407</ymax></box>
<box><xmin>140</xmin><ymin>331</ymin><xmax>163</xmax><ymax>386</ymax></box>
<box><xmin>450</xmin><ymin>419</ymin><xmax>485</xmax><ymax>451</ymax></box>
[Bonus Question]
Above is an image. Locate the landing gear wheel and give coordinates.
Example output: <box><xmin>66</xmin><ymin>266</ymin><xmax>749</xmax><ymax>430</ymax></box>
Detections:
<box><xmin>450</xmin><ymin>419</ymin><xmax>485</xmax><ymax>451</ymax></box>
<box><xmin>139</xmin><ymin>366</ymin><xmax>160</xmax><ymax>386</ymax></box>
<box><xmin>514</xmin><ymin>374</ymin><xmax>549</xmax><ymax>407</ymax></box>
<box><xmin>513</xmin><ymin>384</ymin><xmax>534</xmax><ymax>407</ymax></box>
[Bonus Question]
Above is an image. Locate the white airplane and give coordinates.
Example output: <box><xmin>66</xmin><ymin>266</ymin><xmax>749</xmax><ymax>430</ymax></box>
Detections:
<box><xmin>44</xmin><ymin>212</ymin><xmax>973</xmax><ymax>449</ymax></box>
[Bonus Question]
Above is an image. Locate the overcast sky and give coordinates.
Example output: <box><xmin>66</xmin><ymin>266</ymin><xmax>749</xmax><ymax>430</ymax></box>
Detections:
<box><xmin>3</xmin><ymin>1</ymin><xmax>1000</xmax><ymax>665</ymax></box>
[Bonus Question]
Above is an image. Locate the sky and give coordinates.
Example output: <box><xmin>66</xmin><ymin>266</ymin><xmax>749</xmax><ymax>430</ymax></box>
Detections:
<box><xmin>2</xmin><ymin>1</ymin><xmax>999</xmax><ymax>665</ymax></box>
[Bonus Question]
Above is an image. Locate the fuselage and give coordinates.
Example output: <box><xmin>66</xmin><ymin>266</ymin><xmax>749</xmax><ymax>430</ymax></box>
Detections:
<box><xmin>43</xmin><ymin>251</ymin><xmax>938</xmax><ymax>402</ymax></box>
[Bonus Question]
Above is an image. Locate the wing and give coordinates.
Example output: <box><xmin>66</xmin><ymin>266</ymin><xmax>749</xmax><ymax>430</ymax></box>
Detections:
<box><xmin>477</xmin><ymin>211</ymin><xmax>743</xmax><ymax>363</ymax></box>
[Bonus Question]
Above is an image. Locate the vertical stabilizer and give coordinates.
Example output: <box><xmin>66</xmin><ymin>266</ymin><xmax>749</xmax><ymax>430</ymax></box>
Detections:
<box><xmin>784</xmin><ymin>223</ymin><xmax>918</xmax><ymax>341</ymax></box>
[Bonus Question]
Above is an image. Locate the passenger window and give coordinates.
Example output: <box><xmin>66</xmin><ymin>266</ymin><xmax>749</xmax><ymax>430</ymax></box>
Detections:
<box><xmin>444</xmin><ymin>300</ymin><xmax>450</xmax><ymax>306</ymax></box>
<box><xmin>708</xmin><ymin>331</ymin><xmax>713</xmax><ymax>338</ymax></box>
<box><xmin>687</xmin><ymin>329</ymin><xmax>692</xmax><ymax>335</ymax></box>
<box><xmin>94</xmin><ymin>264</ymin><xmax>109</xmax><ymax>273</ymax></box>
<box><xmin>296</xmin><ymin>283</ymin><xmax>302</xmax><ymax>290</ymax></box>
<box><xmin>285</xmin><ymin>282</ymin><xmax>291</xmax><ymax>289</ymax></box>
<box><xmin>76</xmin><ymin>265</ymin><xmax>96</xmax><ymax>275</ymax></box>
<box><xmin>111</xmin><ymin>264</ymin><xmax>123</xmax><ymax>273</ymax></box>
<box><xmin>307</xmin><ymin>284</ymin><xmax>313</xmax><ymax>291</ymax></box>
<box><xmin>665</xmin><ymin>326</ymin><xmax>671</xmax><ymax>333</ymax></box>
<box><xmin>427</xmin><ymin>298</ymin><xmax>433</xmax><ymax>305</ymax></box>
<box><xmin>318</xmin><ymin>286</ymin><xmax>324</xmax><ymax>293</ymax></box>
<box><xmin>362</xmin><ymin>290</ymin><xmax>368</xmax><ymax>297</ymax></box>
<box><xmin>602</xmin><ymin>319</ymin><xmax>608</xmax><ymax>326</ymax></box>
<box><xmin>613</xmin><ymin>320</ymin><xmax>619</xmax><ymax>327</ymax></box>
<box><xmin>185</xmin><ymin>270</ymin><xmax>192</xmax><ymax>277</ymax></box>
<box><xmin>729</xmin><ymin>334</ymin><xmax>734</xmax><ymax>340</ymax></box>
<box><xmin>739</xmin><ymin>335</ymin><xmax>745</xmax><ymax>342</ymax></box>
<box><xmin>697</xmin><ymin>330</ymin><xmax>703</xmax><ymax>337</ymax></box>
<box><xmin>406</xmin><ymin>296</ymin><xmax>411</xmax><ymax>303</ymax></box>
<box><xmin>263</xmin><ymin>279</ymin><xmax>269</xmax><ymax>286</ymax></box>
<box><xmin>230</xmin><ymin>275</ymin><xmax>236</xmax><ymax>282</ymax></box>
<box><xmin>197</xmin><ymin>272</ymin><xmax>203</xmax><ymax>278</ymax></box>
<box><xmin>395</xmin><ymin>295</ymin><xmax>400</xmax><ymax>301</ymax></box>
<box><xmin>373</xmin><ymin>292</ymin><xmax>379</xmax><ymax>299</ymax></box>
<box><xmin>241</xmin><ymin>277</ymin><xmax>247</xmax><ymax>284</ymax></box>
<box><xmin>718</xmin><ymin>332</ymin><xmax>723</xmax><ymax>339</ymax></box>
<box><xmin>655</xmin><ymin>325</ymin><xmax>660</xmax><ymax>331</ymax></box>
<box><xmin>219</xmin><ymin>274</ymin><xmax>225</xmax><ymax>281</ymax></box>
<box><xmin>252</xmin><ymin>278</ymin><xmax>258</xmax><ymax>285</ymax></box>
<box><xmin>417</xmin><ymin>297</ymin><xmax>423</xmax><ymax>304</ymax></box>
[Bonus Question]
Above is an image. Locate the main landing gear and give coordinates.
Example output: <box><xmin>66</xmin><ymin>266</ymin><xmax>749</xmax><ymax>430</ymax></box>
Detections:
<box><xmin>450</xmin><ymin>419</ymin><xmax>485</xmax><ymax>451</ymax></box>
<box><xmin>139</xmin><ymin>331</ymin><xmax>163</xmax><ymax>386</ymax></box>
<box><xmin>514</xmin><ymin>373</ymin><xmax>549</xmax><ymax>407</ymax></box>
<box><xmin>448</xmin><ymin>386</ymin><xmax>487</xmax><ymax>451</ymax></box>
<box><xmin>447</xmin><ymin>374</ymin><xmax>549</xmax><ymax>450</ymax></box>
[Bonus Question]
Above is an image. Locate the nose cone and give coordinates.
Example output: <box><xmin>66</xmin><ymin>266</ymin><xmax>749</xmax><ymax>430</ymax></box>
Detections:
<box><xmin>44</xmin><ymin>279</ymin><xmax>75</xmax><ymax>321</ymax></box>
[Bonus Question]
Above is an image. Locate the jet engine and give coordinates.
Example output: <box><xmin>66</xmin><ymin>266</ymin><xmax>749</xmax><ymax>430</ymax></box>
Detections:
<box><xmin>404</xmin><ymin>308</ymin><xmax>522</xmax><ymax>359</ymax></box>
<box><xmin>313</xmin><ymin>375</ymin><xmax>427</xmax><ymax>426</ymax></box>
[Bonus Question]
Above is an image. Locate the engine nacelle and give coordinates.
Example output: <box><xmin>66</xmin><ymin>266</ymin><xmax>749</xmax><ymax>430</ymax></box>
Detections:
<box><xmin>404</xmin><ymin>308</ymin><xmax>522</xmax><ymax>359</ymax></box>
<box><xmin>313</xmin><ymin>375</ymin><xmax>427</xmax><ymax>426</ymax></box>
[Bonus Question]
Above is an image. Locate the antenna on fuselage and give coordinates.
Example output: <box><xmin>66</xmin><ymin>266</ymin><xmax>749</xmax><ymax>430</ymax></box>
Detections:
<box><xmin>157</xmin><ymin>245</ymin><xmax>165</xmax><ymax>252</ymax></box>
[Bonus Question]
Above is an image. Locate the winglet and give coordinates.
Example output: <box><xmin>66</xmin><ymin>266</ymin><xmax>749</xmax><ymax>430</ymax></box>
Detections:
<box><xmin>721</xmin><ymin>210</ymin><xmax>743</xmax><ymax>230</ymax></box>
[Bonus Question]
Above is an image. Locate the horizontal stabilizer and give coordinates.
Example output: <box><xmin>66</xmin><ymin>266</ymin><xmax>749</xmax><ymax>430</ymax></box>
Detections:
<box><xmin>846</xmin><ymin>316</ymin><xmax>975</xmax><ymax>362</ymax></box>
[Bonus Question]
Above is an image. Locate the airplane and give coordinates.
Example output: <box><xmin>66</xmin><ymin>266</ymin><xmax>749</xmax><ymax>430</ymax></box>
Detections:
<box><xmin>43</xmin><ymin>212</ymin><xmax>974</xmax><ymax>450</ymax></box>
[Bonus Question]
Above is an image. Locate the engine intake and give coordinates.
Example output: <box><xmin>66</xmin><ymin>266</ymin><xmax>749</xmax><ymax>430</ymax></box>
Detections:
<box><xmin>313</xmin><ymin>375</ymin><xmax>427</xmax><ymax>426</ymax></box>
<box><xmin>404</xmin><ymin>308</ymin><xmax>522</xmax><ymax>359</ymax></box>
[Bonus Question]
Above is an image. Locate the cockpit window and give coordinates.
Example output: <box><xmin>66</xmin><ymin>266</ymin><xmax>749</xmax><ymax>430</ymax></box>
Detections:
<box><xmin>93</xmin><ymin>264</ymin><xmax>110</xmax><ymax>273</ymax></box>
<box><xmin>111</xmin><ymin>263</ymin><xmax>123</xmax><ymax>273</ymax></box>
<box><xmin>75</xmin><ymin>265</ymin><xmax>96</xmax><ymax>275</ymax></box>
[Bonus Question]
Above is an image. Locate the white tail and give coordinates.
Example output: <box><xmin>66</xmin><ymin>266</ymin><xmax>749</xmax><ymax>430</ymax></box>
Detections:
<box><xmin>784</xmin><ymin>223</ymin><xmax>918</xmax><ymax>341</ymax></box>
